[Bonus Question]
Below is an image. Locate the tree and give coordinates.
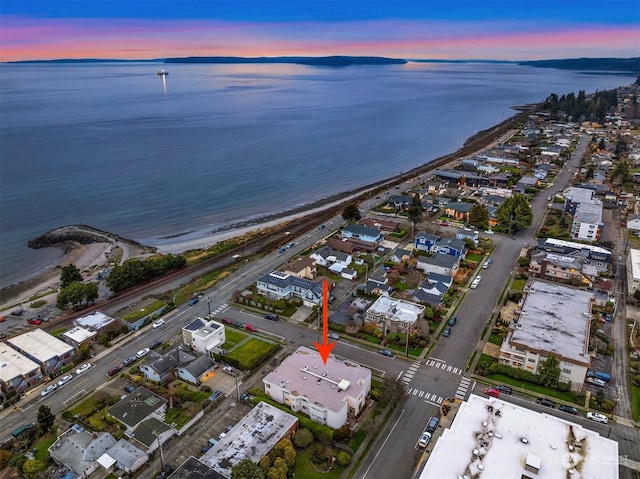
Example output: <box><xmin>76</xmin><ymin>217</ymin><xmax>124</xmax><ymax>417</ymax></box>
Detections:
<box><xmin>292</xmin><ymin>428</ymin><xmax>314</xmax><ymax>448</ymax></box>
<box><xmin>407</xmin><ymin>194</ymin><xmax>423</xmax><ymax>227</ymax></box>
<box><xmin>538</xmin><ymin>355</ymin><xmax>560</xmax><ymax>388</ymax></box>
<box><xmin>37</xmin><ymin>405</ymin><xmax>55</xmax><ymax>433</ymax></box>
<box><xmin>495</xmin><ymin>194</ymin><xmax>533</xmax><ymax>234</ymax></box>
<box><xmin>342</xmin><ymin>203</ymin><xmax>361</xmax><ymax>223</ymax></box>
<box><xmin>378</xmin><ymin>378</ymin><xmax>406</xmax><ymax>407</ymax></box>
<box><xmin>60</xmin><ymin>264</ymin><xmax>82</xmax><ymax>289</ymax></box>
<box><xmin>231</xmin><ymin>459</ymin><xmax>265</xmax><ymax>479</ymax></box>
<box><xmin>57</xmin><ymin>281</ymin><xmax>99</xmax><ymax>310</ymax></box>
<box><xmin>337</xmin><ymin>451</ymin><xmax>352</xmax><ymax>466</ymax></box>
<box><xmin>21</xmin><ymin>459</ymin><xmax>47</xmax><ymax>479</ymax></box>
<box><xmin>267</xmin><ymin>458</ymin><xmax>288</xmax><ymax>479</ymax></box>
<box><xmin>469</xmin><ymin>204</ymin><xmax>489</xmax><ymax>230</ymax></box>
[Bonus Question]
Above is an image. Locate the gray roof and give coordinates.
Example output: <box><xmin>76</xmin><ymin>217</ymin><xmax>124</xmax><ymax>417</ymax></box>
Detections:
<box><xmin>182</xmin><ymin>355</ymin><xmax>215</xmax><ymax>377</ymax></box>
<box><xmin>413</xmin><ymin>290</ymin><xmax>443</xmax><ymax>306</ymax></box>
<box><xmin>258</xmin><ymin>271</ymin><xmax>323</xmax><ymax>296</ymax></box>
<box><xmin>428</xmin><ymin>273</ymin><xmax>453</xmax><ymax>285</ymax></box>
<box><xmin>108</xmin><ymin>387</ymin><xmax>167</xmax><ymax>428</ymax></box>
<box><xmin>313</xmin><ymin>245</ymin><xmax>335</xmax><ymax>260</ymax></box>
<box><xmin>130</xmin><ymin>417</ymin><xmax>172</xmax><ymax>448</ymax></box>
<box><xmin>168</xmin><ymin>457</ymin><xmax>223</xmax><ymax>479</ymax></box>
<box><xmin>184</xmin><ymin>318</ymin><xmax>206</xmax><ymax>331</ymax></box>
<box><xmin>49</xmin><ymin>427</ymin><xmax>116</xmax><ymax>476</ymax></box>
<box><xmin>436</xmin><ymin>237</ymin><xmax>467</xmax><ymax>252</ymax></box>
<box><xmin>415</xmin><ymin>231</ymin><xmax>440</xmax><ymax>242</ymax></box>
<box><xmin>446</xmin><ymin>202</ymin><xmax>474</xmax><ymax>213</ymax></box>
<box><xmin>418</xmin><ymin>253</ymin><xmax>459</xmax><ymax>269</ymax></box>
<box><xmin>106</xmin><ymin>439</ymin><xmax>147</xmax><ymax>470</ymax></box>
<box><xmin>342</xmin><ymin>224</ymin><xmax>381</xmax><ymax>238</ymax></box>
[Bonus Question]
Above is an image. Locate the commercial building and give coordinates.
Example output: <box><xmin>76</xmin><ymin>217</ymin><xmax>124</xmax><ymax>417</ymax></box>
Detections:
<box><xmin>0</xmin><ymin>342</ymin><xmax>42</xmax><ymax>394</ymax></box>
<box><xmin>498</xmin><ymin>281</ymin><xmax>592</xmax><ymax>390</ymax></box>
<box><xmin>627</xmin><ymin>248</ymin><xmax>640</xmax><ymax>294</ymax></box>
<box><xmin>74</xmin><ymin>311</ymin><xmax>119</xmax><ymax>335</ymax></box>
<box><xmin>7</xmin><ymin>329</ymin><xmax>74</xmax><ymax>376</ymax></box>
<box><xmin>420</xmin><ymin>394</ymin><xmax>618</xmax><ymax>479</ymax></box>
<box><xmin>263</xmin><ymin>346</ymin><xmax>371</xmax><ymax>429</ymax></box>
<box><xmin>201</xmin><ymin>402</ymin><xmax>298</xmax><ymax>478</ymax></box>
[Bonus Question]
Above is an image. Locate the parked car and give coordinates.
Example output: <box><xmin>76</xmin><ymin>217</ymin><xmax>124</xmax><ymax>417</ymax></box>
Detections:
<box><xmin>426</xmin><ymin>416</ymin><xmax>440</xmax><ymax>433</ymax></box>
<box><xmin>149</xmin><ymin>340</ymin><xmax>162</xmax><ymax>349</ymax></box>
<box><xmin>122</xmin><ymin>356</ymin><xmax>137</xmax><ymax>366</ymax></box>
<box><xmin>484</xmin><ymin>388</ymin><xmax>500</xmax><ymax>398</ymax></box>
<box><xmin>124</xmin><ymin>384</ymin><xmax>136</xmax><ymax>393</ymax></box>
<box><xmin>222</xmin><ymin>365</ymin><xmax>235</xmax><ymax>374</ymax></box>
<box><xmin>586</xmin><ymin>412</ymin><xmax>608</xmax><ymax>424</ymax></box>
<box><xmin>10</xmin><ymin>309</ymin><xmax>24</xmax><ymax>316</ymax></box>
<box><xmin>328</xmin><ymin>332</ymin><xmax>340</xmax><ymax>341</ymax></box>
<box><xmin>448</xmin><ymin>316</ymin><xmax>456</xmax><ymax>326</ymax></box>
<box><xmin>378</xmin><ymin>350</ymin><xmax>393</xmax><ymax>357</ymax></box>
<box><xmin>232</xmin><ymin>321</ymin><xmax>244</xmax><ymax>328</ymax></box>
<box><xmin>75</xmin><ymin>363</ymin><xmax>93</xmax><ymax>375</ymax></box>
<box><xmin>107</xmin><ymin>365</ymin><xmax>123</xmax><ymax>377</ymax></box>
<box><xmin>188</xmin><ymin>297</ymin><xmax>199</xmax><ymax>306</ymax></box>
<box><xmin>27</xmin><ymin>318</ymin><xmax>42</xmax><ymax>325</ymax></box>
<box><xmin>536</xmin><ymin>398</ymin><xmax>556</xmax><ymax>408</ymax></box>
<box><xmin>210</xmin><ymin>390</ymin><xmax>223</xmax><ymax>401</ymax></box>
<box><xmin>136</xmin><ymin>348</ymin><xmax>150</xmax><ymax>358</ymax></box>
<box><xmin>264</xmin><ymin>313</ymin><xmax>278</xmax><ymax>321</ymax></box>
<box><xmin>418</xmin><ymin>431</ymin><xmax>432</xmax><ymax>448</ymax></box>
<box><xmin>587</xmin><ymin>378</ymin><xmax>606</xmax><ymax>388</ymax></box>
<box><xmin>40</xmin><ymin>384</ymin><xmax>58</xmax><ymax>397</ymax></box>
<box><xmin>442</xmin><ymin>326</ymin><xmax>451</xmax><ymax>337</ymax></box>
<box><xmin>494</xmin><ymin>385</ymin><xmax>512</xmax><ymax>395</ymax></box>
<box><xmin>152</xmin><ymin>319</ymin><xmax>165</xmax><ymax>328</ymax></box>
<box><xmin>470</xmin><ymin>276</ymin><xmax>481</xmax><ymax>289</ymax></box>
<box><xmin>245</xmin><ymin>324</ymin><xmax>257</xmax><ymax>332</ymax></box>
<box><xmin>57</xmin><ymin>375</ymin><xmax>73</xmax><ymax>387</ymax></box>
<box><xmin>559</xmin><ymin>405</ymin><xmax>578</xmax><ymax>415</ymax></box>
<box><xmin>221</xmin><ymin>317</ymin><xmax>233</xmax><ymax>325</ymax></box>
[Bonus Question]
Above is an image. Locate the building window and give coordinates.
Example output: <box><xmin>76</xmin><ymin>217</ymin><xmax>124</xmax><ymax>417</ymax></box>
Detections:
<box><xmin>562</xmin><ymin>368</ymin><xmax>571</xmax><ymax>374</ymax></box>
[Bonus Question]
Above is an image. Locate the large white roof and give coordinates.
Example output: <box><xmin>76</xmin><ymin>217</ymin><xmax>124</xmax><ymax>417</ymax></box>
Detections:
<box><xmin>0</xmin><ymin>343</ymin><xmax>41</xmax><ymax>382</ymax></box>
<box><xmin>8</xmin><ymin>329</ymin><xmax>73</xmax><ymax>361</ymax></box>
<box><xmin>421</xmin><ymin>394</ymin><xmax>618</xmax><ymax>479</ymax></box>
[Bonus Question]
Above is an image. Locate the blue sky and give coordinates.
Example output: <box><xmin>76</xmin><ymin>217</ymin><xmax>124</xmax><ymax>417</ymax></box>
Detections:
<box><xmin>2</xmin><ymin>0</ymin><xmax>638</xmax><ymax>61</ymax></box>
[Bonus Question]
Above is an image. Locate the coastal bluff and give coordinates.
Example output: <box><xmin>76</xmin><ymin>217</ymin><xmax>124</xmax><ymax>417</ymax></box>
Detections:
<box><xmin>28</xmin><ymin>225</ymin><xmax>155</xmax><ymax>252</ymax></box>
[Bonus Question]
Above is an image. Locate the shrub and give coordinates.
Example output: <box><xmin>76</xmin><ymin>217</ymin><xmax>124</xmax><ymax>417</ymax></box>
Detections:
<box><xmin>633</xmin><ymin>375</ymin><xmax>640</xmax><ymax>387</ymax></box>
<box><xmin>334</xmin><ymin>425</ymin><xmax>351</xmax><ymax>442</ymax></box>
<box><xmin>292</xmin><ymin>428</ymin><xmax>314</xmax><ymax>449</ymax></box>
<box><xmin>599</xmin><ymin>399</ymin><xmax>615</xmax><ymax>413</ymax></box>
<box><xmin>508</xmin><ymin>292</ymin><xmax>523</xmax><ymax>303</ymax></box>
<box><xmin>336</xmin><ymin>451</ymin><xmax>352</xmax><ymax>466</ymax></box>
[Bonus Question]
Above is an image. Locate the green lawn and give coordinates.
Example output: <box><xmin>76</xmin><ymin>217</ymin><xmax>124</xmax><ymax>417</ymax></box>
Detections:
<box><xmin>223</xmin><ymin>329</ymin><xmax>247</xmax><ymax>347</ymax></box>
<box><xmin>293</xmin><ymin>445</ymin><xmax>346</xmax><ymax>479</ymax></box>
<box><xmin>349</xmin><ymin>429</ymin><xmax>367</xmax><ymax>452</ymax></box>
<box><xmin>488</xmin><ymin>333</ymin><xmax>504</xmax><ymax>345</ymax></box>
<box><xmin>225</xmin><ymin>338</ymin><xmax>279</xmax><ymax>369</ymax></box>
<box><xmin>488</xmin><ymin>373</ymin><xmax>576</xmax><ymax>403</ymax></box>
<box><xmin>34</xmin><ymin>434</ymin><xmax>58</xmax><ymax>461</ymax></box>
<box><xmin>511</xmin><ymin>279</ymin><xmax>526</xmax><ymax>291</ymax></box>
<box><xmin>631</xmin><ymin>384</ymin><xmax>640</xmax><ymax>422</ymax></box>
<box><xmin>466</xmin><ymin>253</ymin><xmax>483</xmax><ymax>262</ymax></box>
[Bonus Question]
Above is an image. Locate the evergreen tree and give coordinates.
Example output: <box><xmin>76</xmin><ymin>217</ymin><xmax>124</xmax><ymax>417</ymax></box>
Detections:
<box><xmin>37</xmin><ymin>405</ymin><xmax>55</xmax><ymax>433</ymax></box>
<box><xmin>469</xmin><ymin>204</ymin><xmax>489</xmax><ymax>230</ymax></box>
<box><xmin>341</xmin><ymin>203</ymin><xmax>361</xmax><ymax>223</ymax></box>
<box><xmin>407</xmin><ymin>194</ymin><xmax>423</xmax><ymax>226</ymax></box>
<box><xmin>60</xmin><ymin>264</ymin><xmax>82</xmax><ymax>289</ymax></box>
<box><xmin>538</xmin><ymin>355</ymin><xmax>560</xmax><ymax>388</ymax></box>
<box><xmin>231</xmin><ymin>459</ymin><xmax>265</xmax><ymax>479</ymax></box>
<box><xmin>495</xmin><ymin>194</ymin><xmax>533</xmax><ymax>234</ymax></box>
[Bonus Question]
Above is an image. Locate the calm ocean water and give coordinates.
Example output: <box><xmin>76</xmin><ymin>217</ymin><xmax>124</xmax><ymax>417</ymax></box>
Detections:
<box><xmin>0</xmin><ymin>61</ymin><xmax>636</xmax><ymax>287</ymax></box>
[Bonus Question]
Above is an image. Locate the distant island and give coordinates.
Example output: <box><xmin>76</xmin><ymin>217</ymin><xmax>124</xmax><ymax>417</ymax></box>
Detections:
<box><xmin>163</xmin><ymin>56</ymin><xmax>407</xmax><ymax>66</ymax></box>
<box><xmin>518</xmin><ymin>57</ymin><xmax>639</xmax><ymax>73</ymax></box>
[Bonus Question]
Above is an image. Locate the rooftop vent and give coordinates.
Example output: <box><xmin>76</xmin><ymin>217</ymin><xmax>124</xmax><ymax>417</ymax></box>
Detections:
<box><xmin>521</xmin><ymin>437</ymin><xmax>529</xmax><ymax>444</ymax></box>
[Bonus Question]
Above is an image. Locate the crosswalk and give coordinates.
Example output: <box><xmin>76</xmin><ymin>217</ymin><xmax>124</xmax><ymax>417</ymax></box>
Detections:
<box><xmin>424</xmin><ymin>359</ymin><xmax>463</xmax><ymax>375</ymax></box>
<box><xmin>455</xmin><ymin>376</ymin><xmax>472</xmax><ymax>400</ymax></box>
<box><xmin>400</xmin><ymin>360</ymin><xmax>421</xmax><ymax>386</ymax></box>
<box><xmin>210</xmin><ymin>303</ymin><xmax>229</xmax><ymax>317</ymax></box>
<box><xmin>407</xmin><ymin>388</ymin><xmax>444</xmax><ymax>406</ymax></box>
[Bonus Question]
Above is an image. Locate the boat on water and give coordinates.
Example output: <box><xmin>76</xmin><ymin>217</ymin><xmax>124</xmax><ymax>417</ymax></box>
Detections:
<box><xmin>157</xmin><ymin>70</ymin><xmax>169</xmax><ymax>76</ymax></box>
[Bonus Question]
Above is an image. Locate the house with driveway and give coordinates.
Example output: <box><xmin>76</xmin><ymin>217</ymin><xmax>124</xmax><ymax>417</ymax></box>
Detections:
<box><xmin>417</xmin><ymin>253</ymin><xmax>460</xmax><ymax>277</ymax></box>
<box><xmin>432</xmin><ymin>237</ymin><xmax>467</xmax><ymax>258</ymax></box>
<box><xmin>341</xmin><ymin>224</ymin><xmax>382</xmax><ymax>244</ymax></box>
<box><xmin>415</xmin><ymin>231</ymin><xmax>440</xmax><ymax>252</ymax></box>
<box><xmin>256</xmin><ymin>271</ymin><xmax>323</xmax><ymax>306</ymax></box>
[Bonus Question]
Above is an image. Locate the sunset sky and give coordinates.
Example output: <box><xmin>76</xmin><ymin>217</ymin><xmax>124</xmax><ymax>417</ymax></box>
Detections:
<box><xmin>2</xmin><ymin>0</ymin><xmax>638</xmax><ymax>62</ymax></box>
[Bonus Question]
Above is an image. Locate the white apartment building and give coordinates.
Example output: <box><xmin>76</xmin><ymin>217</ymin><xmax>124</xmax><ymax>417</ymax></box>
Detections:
<box><xmin>181</xmin><ymin>317</ymin><xmax>226</xmax><ymax>355</ymax></box>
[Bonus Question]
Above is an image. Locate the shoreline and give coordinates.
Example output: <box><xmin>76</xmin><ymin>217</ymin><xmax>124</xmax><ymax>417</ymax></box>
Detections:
<box><xmin>1</xmin><ymin>105</ymin><xmax>532</xmax><ymax>307</ymax></box>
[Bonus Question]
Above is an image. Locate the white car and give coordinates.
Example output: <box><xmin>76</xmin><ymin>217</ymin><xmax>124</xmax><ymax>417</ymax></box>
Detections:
<box><xmin>152</xmin><ymin>319</ymin><xmax>165</xmax><ymax>328</ymax></box>
<box><xmin>418</xmin><ymin>431</ymin><xmax>432</xmax><ymax>448</ymax></box>
<box><xmin>57</xmin><ymin>375</ymin><xmax>73</xmax><ymax>387</ymax></box>
<box><xmin>75</xmin><ymin>363</ymin><xmax>93</xmax><ymax>375</ymax></box>
<box><xmin>484</xmin><ymin>229</ymin><xmax>495</xmax><ymax>234</ymax></box>
<box><xmin>470</xmin><ymin>276</ymin><xmax>481</xmax><ymax>289</ymax></box>
<box><xmin>136</xmin><ymin>348</ymin><xmax>150</xmax><ymax>359</ymax></box>
<box><xmin>586</xmin><ymin>412</ymin><xmax>608</xmax><ymax>424</ymax></box>
<box><xmin>41</xmin><ymin>384</ymin><xmax>58</xmax><ymax>397</ymax></box>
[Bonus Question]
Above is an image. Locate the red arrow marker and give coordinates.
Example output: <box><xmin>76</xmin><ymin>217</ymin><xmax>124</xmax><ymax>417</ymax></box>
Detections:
<box><xmin>314</xmin><ymin>279</ymin><xmax>335</xmax><ymax>364</ymax></box>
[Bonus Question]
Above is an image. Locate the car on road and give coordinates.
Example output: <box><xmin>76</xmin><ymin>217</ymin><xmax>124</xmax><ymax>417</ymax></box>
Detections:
<box><xmin>27</xmin><ymin>318</ymin><xmax>42</xmax><ymax>325</ymax></box>
<box><xmin>559</xmin><ymin>405</ymin><xmax>578</xmax><ymax>415</ymax></box>
<box><xmin>484</xmin><ymin>230</ymin><xmax>494</xmax><ymax>235</ymax></box>
<box><xmin>494</xmin><ymin>385</ymin><xmax>512</xmax><ymax>395</ymax></box>
<box><xmin>149</xmin><ymin>340</ymin><xmax>162</xmax><ymax>350</ymax></box>
<box><xmin>136</xmin><ymin>348</ymin><xmax>150</xmax><ymax>358</ymax></box>
<box><xmin>536</xmin><ymin>398</ymin><xmax>556</xmax><ymax>408</ymax></box>
<box><xmin>75</xmin><ymin>363</ymin><xmax>93</xmax><ymax>375</ymax></box>
<box><xmin>586</xmin><ymin>378</ymin><xmax>606</xmax><ymax>388</ymax></box>
<box><xmin>448</xmin><ymin>316</ymin><xmax>456</xmax><ymax>326</ymax></box>
<box><xmin>122</xmin><ymin>356</ymin><xmax>137</xmax><ymax>366</ymax></box>
<box><xmin>586</xmin><ymin>412</ymin><xmax>608</xmax><ymax>424</ymax></box>
<box><xmin>482</xmin><ymin>261</ymin><xmax>489</xmax><ymax>269</ymax></box>
<box><xmin>418</xmin><ymin>431</ymin><xmax>432</xmax><ymax>448</ymax></box>
<box><xmin>152</xmin><ymin>319</ymin><xmax>165</xmax><ymax>328</ymax></box>
<box><xmin>442</xmin><ymin>326</ymin><xmax>451</xmax><ymax>337</ymax></box>
<box><xmin>232</xmin><ymin>321</ymin><xmax>244</xmax><ymax>328</ymax></box>
<box><xmin>41</xmin><ymin>384</ymin><xmax>58</xmax><ymax>397</ymax></box>
<box><xmin>188</xmin><ymin>297</ymin><xmax>199</xmax><ymax>306</ymax></box>
<box><xmin>264</xmin><ymin>313</ymin><xmax>278</xmax><ymax>321</ymax></box>
<box><xmin>426</xmin><ymin>416</ymin><xmax>440</xmax><ymax>433</ymax></box>
<box><xmin>245</xmin><ymin>324</ymin><xmax>257</xmax><ymax>332</ymax></box>
<box><xmin>57</xmin><ymin>375</ymin><xmax>73</xmax><ymax>387</ymax></box>
<box><xmin>107</xmin><ymin>365</ymin><xmax>123</xmax><ymax>377</ymax></box>
<box><xmin>220</xmin><ymin>317</ymin><xmax>233</xmax><ymax>325</ymax></box>
<box><xmin>378</xmin><ymin>349</ymin><xmax>393</xmax><ymax>357</ymax></box>
<box><xmin>328</xmin><ymin>332</ymin><xmax>340</xmax><ymax>341</ymax></box>
<box><xmin>470</xmin><ymin>276</ymin><xmax>481</xmax><ymax>289</ymax></box>
<box><xmin>484</xmin><ymin>388</ymin><xmax>500</xmax><ymax>398</ymax></box>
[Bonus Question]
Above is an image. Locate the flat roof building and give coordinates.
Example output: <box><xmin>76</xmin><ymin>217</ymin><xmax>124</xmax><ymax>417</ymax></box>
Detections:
<box><xmin>263</xmin><ymin>346</ymin><xmax>371</xmax><ymax>429</ymax></box>
<box><xmin>7</xmin><ymin>329</ymin><xmax>74</xmax><ymax>376</ymax></box>
<box><xmin>365</xmin><ymin>296</ymin><xmax>425</xmax><ymax>334</ymax></box>
<box><xmin>201</xmin><ymin>402</ymin><xmax>298</xmax><ymax>478</ymax></box>
<box><xmin>420</xmin><ymin>394</ymin><xmax>618</xmax><ymax>479</ymax></box>
<box><xmin>627</xmin><ymin>249</ymin><xmax>640</xmax><ymax>294</ymax></box>
<box><xmin>182</xmin><ymin>317</ymin><xmax>225</xmax><ymax>355</ymax></box>
<box><xmin>499</xmin><ymin>281</ymin><xmax>592</xmax><ymax>389</ymax></box>
<box><xmin>75</xmin><ymin>311</ymin><xmax>118</xmax><ymax>333</ymax></box>
<box><xmin>0</xmin><ymin>342</ymin><xmax>42</xmax><ymax>393</ymax></box>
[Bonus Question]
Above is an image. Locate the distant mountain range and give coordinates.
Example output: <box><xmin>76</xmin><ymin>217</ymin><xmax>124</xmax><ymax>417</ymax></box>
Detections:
<box><xmin>7</xmin><ymin>56</ymin><xmax>639</xmax><ymax>72</ymax></box>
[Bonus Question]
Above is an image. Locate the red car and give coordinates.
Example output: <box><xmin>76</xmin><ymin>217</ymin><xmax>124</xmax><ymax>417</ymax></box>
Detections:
<box><xmin>27</xmin><ymin>318</ymin><xmax>42</xmax><ymax>326</ymax></box>
<box><xmin>245</xmin><ymin>324</ymin><xmax>257</xmax><ymax>332</ymax></box>
<box><xmin>484</xmin><ymin>388</ymin><xmax>500</xmax><ymax>398</ymax></box>
<box><xmin>220</xmin><ymin>317</ymin><xmax>233</xmax><ymax>325</ymax></box>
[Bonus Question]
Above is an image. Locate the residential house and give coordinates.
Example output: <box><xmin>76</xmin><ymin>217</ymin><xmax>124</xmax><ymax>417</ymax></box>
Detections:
<box><xmin>61</xmin><ymin>326</ymin><xmax>97</xmax><ymax>348</ymax></box>
<box><xmin>432</xmin><ymin>237</ymin><xmax>468</xmax><ymax>257</ymax></box>
<box><xmin>359</xmin><ymin>217</ymin><xmax>401</xmax><ymax>232</ymax></box>
<box><xmin>456</xmin><ymin>230</ymin><xmax>479</xmax><ymax>246</ymax></box>
<box><xmin>341</xmin><ymin>268</ymin><xmax>358</xmax><ymax>280</ymax></box>
<box><xmin>256</xmin><ymin>271</ymin><xmax>323</xmax><ymax>307</ymax></box>
<box><xmin>424</xmin><ymin>180</ymin><xmax>447</xmax><ymax>192</ymax></box>
<box><xmin>166</xmin><ymin>457</ymin><xmax>222</xmax><ymax>479</ymax></box>
<box><xmin>416</xmin><ymin>253</ymin><xmax>460</xmax><ymax>276</ymax></box>
<box><xmin>127</xmin><ymin>416</ymin><xmax>173</xmax><ymax>453</ymax></box>
<box><xmin>0</xmin><ymin>343</ymin><xmax>42</xmax><ymax>395</ymax></box>
<box><xmin>108</xmin><ymin>387</ymin><xmax>168</xmax><ymax>432</ymax></box>
<box><xmin>49</xmin><ymin>425</ymin><xmax>117</xmax><ymax>478</ymax></box>
<box><xmin>139</xmin><ymin>348</ymin><xmax>198</xmax><ymax>383</ymax></box>
<box><xmin>389</xmin><ymin>248</ymin><xmax>412</xmax><ymax>264</ymax></box>
<box><xmin>282</xmin><ymin>256</ymin><xmax>317</xmax><ymax>279</ymax></box>
<box><xmin>74</xmin><ymin>311</ymin><xmax>119</xmax><ymax>336</ymax></box>
<box><xmin>387</xmin><ymin>195</ymin><xmax>413</xmax><ymax>210</ymax></box>
<box><xmin>529</xmin><ymin>251</ymin><xmax>593</xmax><ymax>287</ymax></box>
<box><xmin>364</xmin><ymin>268</ymin><xmax>393</xmax><ymax>295</ymax></box>
<box><xmin>176</xmin><ymin>354</ymin><xmax>217</xmax><ymax>385</ymax></box>
<box><xmin>103</xmin><ymin>439</ymin><xmax>148</xmax><ymax>475</ymax></box>
<box><xmin>413</xmin><ymin>273</ymin><xmax>453</xmax><ymax>307</ymax></box>
<box><xmin>537</xmin><ymin>237</ymin><xmax>611</xmax><ymax>272</ymax></box>
<box><xmin>182</xmin><ymin>317</ymin><xmax>226</xmax><ymax>355</ymax></box>
<box><xmin>443</xmin><ymin>202</ymin><xmax>475</xmax><ymax>223</ymax></box>
<box><xmin>263</xmin><ymin>347</ymin><xmax>371</xmax><ymax>429</ymax></box>
<box><xmin>432</xmin><ymin>169</ymin><xmax>464</xmax><ymax>187</ymax></box>
<box><xmin>415</xmin><ymin>232</ymin><xmax>440</xmax><ymax>252</ymax></box>
<box><xmin>365</xmin><ymin>296</ymin><xmax>425</xmax><ymax>335</ymax></box>
<box><xmin>341</xmin><ymin>224</ymin><xmax>382</xmax><ymax>244</ymax></box>
<box><xmin>6</xmin><ymin>329</ymin><xmax>74</xmax><ymax>377</ymax></box>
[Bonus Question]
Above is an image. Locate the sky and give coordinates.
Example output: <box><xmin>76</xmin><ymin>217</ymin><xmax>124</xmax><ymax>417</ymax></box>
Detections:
<box><xmin>1</xmin><ymin>0</ymin><xmax>639</xmax><ymax>62</ymax></box>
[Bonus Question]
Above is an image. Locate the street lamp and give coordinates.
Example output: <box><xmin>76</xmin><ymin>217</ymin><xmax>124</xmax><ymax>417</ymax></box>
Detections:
<box><xmin>153</xmin><ymin>431</ymin><xmax>165</xmax><ymax>472</ymax></box>
<box><xmin>204</xmin><ymin>294</ymin><xmax>211</xmax><ymax>318</ymax></box>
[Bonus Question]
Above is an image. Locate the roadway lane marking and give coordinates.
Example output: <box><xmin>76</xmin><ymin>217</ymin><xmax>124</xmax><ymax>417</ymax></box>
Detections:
<box><xmin>396</xmin><ymin>371</ymin><xmax>404</xmax><ymax>381</ymax></box>
<box><xmin>361</xmin><ymin>409</ymin><xmax>406</xmax><ymax>479</ymax></box>
<box><xmin>63</xmin><ymin>389</ymin><xmax>88</xmax><ymax>407</ymax></box>
<box><xmin>424</xmin><ymin>399</ymin><xmax>441</xmax><ymax>407</ymax></box>
<box><xmin>430</xmin><ymin>357</ymin><xmax>446</xmax><ymax>363</ymax></box>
